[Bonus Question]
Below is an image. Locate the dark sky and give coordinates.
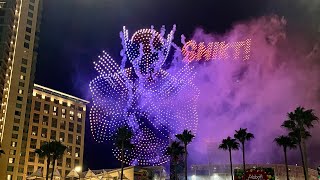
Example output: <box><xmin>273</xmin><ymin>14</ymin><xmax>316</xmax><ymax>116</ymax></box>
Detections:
<box><xmin>34</xmin><ymin>0</ymin><xmax>316</xmax><ymax>170</ymax></box>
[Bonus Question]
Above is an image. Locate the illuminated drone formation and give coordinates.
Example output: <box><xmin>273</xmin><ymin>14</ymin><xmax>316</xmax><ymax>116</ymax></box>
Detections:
<box><xmin>89</xmin><ymin>25</ymin><xmax>199</xmax><ymax>166</ymax></box>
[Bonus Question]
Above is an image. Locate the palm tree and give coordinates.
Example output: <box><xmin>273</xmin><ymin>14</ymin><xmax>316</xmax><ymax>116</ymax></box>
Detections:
<box><xmin>234</xmin><ymin>128</ymin><xmax>254</xmax><ymax>173</ymax></box>
<box><xmin>166</xmin><ymin>141</ymin><xmax>184</xmax><ymax>180</ymax></box>
<box><xmin>35</xmin><ymin>142</ymin><xmax>52</xmax><ymax>180</ymax></box>
<box><xmin>114</xmin><ymin>126</ymin><xmax>134</xmax><ymax>180</ymax></box>
<box><xmin>175</xmin><ymin>129</ymin><xmax>195</xmax><ymax>180</ymax></box>
<box><xmin>49</xmin><ymin>141</ymin><xmax>66</xmax><ymax>180</ymax></box>
<box><xmin>219</xmin><ymin>136</ymin><xmax>239</xmax><ymax>180</ymax></box>
<box><xmin>282</xmin><ymin>106</ymin><xmax>319</xmax><ymax>180</ymax></box>
<box><xmin>274</xmin><ymin>135</ymin><xmax>297</xmax><ymax>180</ymax></box>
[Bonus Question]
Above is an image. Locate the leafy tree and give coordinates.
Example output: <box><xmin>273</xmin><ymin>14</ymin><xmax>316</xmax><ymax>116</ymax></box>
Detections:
<box><xmin>234</xmin><ymin>128</ymin><xmax>254</xmax><ymax>172</ymax></box>
<box><xmin>175</xmin><ymin>129</ymin><xmax>195</xmax><ymax>180</ymax></box>
<box><xmin>49</xmin><ymin>141</ymin><xmax>66</xmax><ymax>180</ymax></box>
<box><xmin>282</xmin><ymin>106</ymin><xmax>318</xmax><ymax>180</ymax></box>
<box><xmin>274</xmin><ymin>135</ymin><xmax>297</xmax><ymax>180</ymax></box>
<box><xmin>166</xmin><ymin>141</ymin><xmax>184</xmax><ymax>180</ymax></box>
<box><xmin>219</xmin><ymin>136</ymin><xmax>239</xmax><ymax>180</ymax></box>
<box><xmin>114</xmin><ymin>126</ymin><xmax>134</xmax><ymax>180</ymax></box>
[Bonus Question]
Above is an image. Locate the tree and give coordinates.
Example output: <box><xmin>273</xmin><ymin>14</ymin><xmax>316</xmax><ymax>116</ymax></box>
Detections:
<box><xmin>114</xmin><ymin>126</ymin><xmax>134</xmax><ymax>180</ymax></box>
<box><xmin>282</xmin><ymin>106</ymin><xmax>319</xmax><ymax>180</ymax></box>
<box><xmin>219</xmin><ymin>136</ymin><xmax>239</xmax><ymax>180</ymax></box>
<box><xmin>35</xmin><ymin>142</ymin><xmax>52</xmax><ymax>180</ymax></box>
<box><xmin>234</xmin><ymin>128</ymin><xmax>254</xmax><ymax>173</ymax></box>
<box><xmin>49</xmin><ymin>141</ymin><xmax>67</xmax><ymax>180</ymax></box>
<box><xmin>166</xmin><ymin>141</ymin><xmax>184</xmax><ymax>180</ymax></box>
<box><xmin>274</xmin><ymin>135</ymin><xmax>297</xmax><ymax>180</ymax></box>
<box><xmin>175</xmin><ymin>129</ymin><xmax>195</xmax><ymax>180</ymax></box>
<box><xmin>35</xmin><ymin>141</ymin><xmax>66</xmax><ymax>180</ymax></box>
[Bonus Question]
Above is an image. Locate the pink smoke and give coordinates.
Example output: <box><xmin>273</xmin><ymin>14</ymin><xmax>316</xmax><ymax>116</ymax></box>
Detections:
<box><xmin>180</xmin><ymin>15</ymin><xmax>320</xmax><ymax>168</ymax></box>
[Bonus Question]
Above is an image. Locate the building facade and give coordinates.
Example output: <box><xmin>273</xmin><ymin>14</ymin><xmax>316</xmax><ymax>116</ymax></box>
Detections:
<box><xmin>0</xmin><ymin>0</ymin><xmax>43</xmax><ymax>179</ymax></box>
<box><xmin>191</xmin><ymin>164</ymin><xmax>318</xmax><ymax>180</ymax></box>
<box><xmin>25</xmin><ymin>84</ymin><xmax>88</xmax><ymax>179</ymax></box>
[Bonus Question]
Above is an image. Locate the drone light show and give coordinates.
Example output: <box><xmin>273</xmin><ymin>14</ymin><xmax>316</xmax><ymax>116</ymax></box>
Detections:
<box><xmin>89</xmin><ymin>25</ymin><xmax>199</xmax><ymax>166</ymax></box>
<box><xmin>182</xmin><ymin>39</ymin><xmax>252</xmax><ymax>62</ymax></box>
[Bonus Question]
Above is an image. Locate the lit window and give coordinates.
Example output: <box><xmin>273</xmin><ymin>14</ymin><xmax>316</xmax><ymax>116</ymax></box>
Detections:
<box><xmin>70</xmin><ymin>111</ymin><xmax>74</xmax><ymax>116</ymax></box>
<box><xmin>18</xmin><ymin>89</ymin><xmax>23</xmax><ymax>94</ymax></box>
<box><xmin>11</xmin><ymin>142</ymin><xmax>16</xmax><ymax>147</ymax></box>
<box><xmin>77</xmin><ymin>113</ymin><xmax>82</xmax><ymax>118</ymax></box>
<box><xmin>8</xmin><ymin>158</ymin><xmax>14</xmax><ymax>163</ymax></box>
<box><xmin>75</xmin><ymin>153</ymin><xmax>79</xmax><ymax>157</ymax></box>
<box><xmin>7</xmin><ymin>174</ymin><xmax>12</xmax><ymax>180</ymax></box>
<box><xmin>20</xmin><ymin>75</ymin><xmax>25</xmax><ymax>80</ymax></box>
<box><xmin>62</xmin><ymin>109</ymin><xmax>66</xmax><ymax>113</ymax></box>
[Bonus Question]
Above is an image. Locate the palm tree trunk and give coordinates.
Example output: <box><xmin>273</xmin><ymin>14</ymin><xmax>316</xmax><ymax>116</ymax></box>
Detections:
<box><xmin>298</xmin><ymin>142</ymin><xmax>308</xmax><ymax>180</ymax></box>
<box><xmin>121</xmin><ymin>141</ymin><xmax>124</xmax><ymax>180</ymax></box>
<box><xmin>46</xmin><ymin>156</ymin><xmax>50</xmax><ymax>180</ymax></box>
<box><xmin>229</xmin><ymin>149</ymin><xmax>234</xmax><ymax>180</ymax></box>
<box><xmin>242</xmin><ymin>142</ymin><xmax>246</xmax><ymax>173</ymax></box>
<box><xmin>50</xmin><ymin>159</ymin><xmax>56</xmax><ymax>180</ymax></box>
<box><xmin>184</xmin><ymin>145</ymin><xmax>187</xmax><ymax>180</ymax></box>
<box><xmin>284</xmin><ymin>147</ymin><xmax>289</xmax><ymax>180</ymax></box>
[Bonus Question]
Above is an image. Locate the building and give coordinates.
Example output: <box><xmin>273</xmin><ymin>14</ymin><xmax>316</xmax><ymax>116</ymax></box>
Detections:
<box><xmin>0</xmin><ymin>0</ymin><xmax>43</xmax><ymax>179</ymax></box>
<box><xmin>191</xmin><ymin>164</ymin><xmax>318</xmax><ymax>180</ymax></box>
<box><xmin>81</xmin><ymin>166</ymin><xmax>167</xmax><ymax>180</ymax></box>
<box><xmin>24</xmin><ymin>84</ymin><xmax>88</xmax><ymax>179</ymax></box>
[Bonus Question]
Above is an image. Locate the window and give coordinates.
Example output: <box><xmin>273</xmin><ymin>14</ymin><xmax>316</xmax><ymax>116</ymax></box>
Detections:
<box><xmin>24</xmin><ymin>42</ymin><xmax>29</xmax><ymax>49</ymax></box>
<box><xmin>53</xmin><ymin>106</ymin><xmax>58</xmax><ymax>116</ymax></box>
<box><xmin>28</xmin><ymin>12</ymin><xmax>33</xmax><ymax>18</ymax></box>
<box><xmin>57</xmin><ymin>158</ymin><xmax>63</xmax><ymax>166</ymax></box>
<box><xmin>25</xmin><ymin>34</ymin><xmax>30</xmax><ymax>41</ymax></box>
<box><xmin>60</xmin><ymin>121</ymin><xmax>65</xmax><ymax>130</ymax></box>
<box><xmin>16</xmin><ymin>103</ymin><xmax>22</xmax><ymax>109</ymax></box>
<box><xmin>44</xmin><ymin>104</ymin><xmax>50</xmax><ymax>114</ymax></box>
<box><xmin>51</xmin><ymin>118</ymin><xmax>57</xmax><ymax>128</ymax></box>
<box><xmin>7</xmin><ymin>166</ymin><xmax>14</xmax><ymax>172</ymax></box>
<box><xmin>7</xmin><ymin>175</ymin><xmax>12</xmax><ymax>180</ymax></box>
<box><xmin>68</xmin><ymin>134</ymin><xmax>73</xmax><ymax>143</ymax></box>
<box><xmin>18</xmin><ymin>89</ymin><xmax>23</xmax><ymax>94</ymax></box>
<box><xmin>8</xmin><ymin>158</ymin><xmax>14</xmax><ymax>163</ymax></box>
<box><xmin>26</xmin><ymin>27</ymin><xmax>31</xmax><ymax>33</ymax></box>
<box><xmin>27</xmin><ymin>19</ymin><xmax>32</xmax><ymax>26</ymax></box>
<box><xmin>50</xmin><ymin>130</ymin><xmax>56</xmax><ymax>140</ymax></box>
<box><xmin>45</xmin><ymin>96</ymin><xmax>50</xmax><ymax>102</ymax></box>
<box><xmin>69</xmin><ymin>122</ymin><xmax>74</xmax><ymax>132</ymax></box>
<box><xmin>59</xmin><ymin>132</ymin><xmax>65</xmax><ymax>142</ymax></box>
<box><xmin>77</xmin><ymin>124</ymin><xmax>81</xmax><ymax>134</ymax></box>
<box><xmin>11</xmin><ymin>141</ymin><xmax>16</xmax><ymax>147</ymax></box>
<box><xmin>30</xmin><ymin>139</ymin><xmax>37</xmax><ymax>149</ymax></box>
<box><xmin>54</xmin><ymin>99</ymin><xmax>59</xmax><ymax>104</ymax></box>
<box><xmin>13</xmin><ymin>126</ymin><xmax>19</xmax><ymax>131</ymax></box>
<box><xmin>17</xmin><ymin>96</ymin><xmax>23</xmax><ymax>101</ymax></box>
<box><xmin>77</xmin><ymin>113</ymin><xmax>82</xmax><ymax>122</ymax></box>
<box><xmin>18</xmin><ymin>168</ymin><xmax>24</xmax><ymax>173</ymax></box>
<box><xmin>17</xmin><ymin>176</ymin><xmax>23</xmax><ymax>180</ymax></box>
<box><xmin>22</xmin><ymin>58</ymin><xmax>28</xmax><ymax>65</ymax></box>
<box><xmin>20</xmin><ymin>75</ymin><xmax>25</xmax><ymax>80</ymax></box>
<box><xmin>41</xmin><ymin>128</ymin><xmax>47</xmax><ymax>138</ymax></box>
<box><xmin>66</xmin><ymin>158</ymin><xmax>71</xmax><ymax>168</ymax></box>
<box><xmin>19</xmin><ymin>82</ymin><xmax>25</xmax><ymax>87</ymax></box>
<box><xmin>29</xmin><ymin>4</ymin><xmax>34</xmax><ymax>11</ymax></box>
<box><xmin>66</xmin><ymin>146</ymin><xmax>72</xmax><ymax>155</ymax></box>
<box><xmin>33</xmin><ymin>113</ymin><xmax>40</xmax><ymax>123</ymax></box>
<box><xmin>42</xmin><ymin>116</ymin><xmax>49</xmax><ymax>126</ymax></box>
<box><xmin>70</xmin><ymin>111</ymin><xmax>74</xmax><ymax>120</ymax></box>
<box><xmin>75</xmin><ymin>147</ymin><xmax>80</xmax><ymax>157</ymax></box>
<box><xmin>31</xmin><ymin>126</ymin><xmax>38</xmax><ymax>136</ymax></box>
<box><xmin>12</xmin><ymin>134</ymin><xmax>18</xmax><ymax>139</ymax></box>
<box><xmin>9</xmin><ymin>150</ymin><xmax>16</xmax><ymax>155</ymax></box>
<box><xmin>14</xmin><ymin>118</ymin><xmax>20</xmax><ymax>124</ymax></box>
<box><xmin>62</xmin><ymin>102</ymin><xmax>67</xmax><ymax>107</ymax></box>
<box><xmin>20</xmin><ymin>66</ymin><xmax>27</xmax><ymax>73</ymax></box>
<box><xmin>14</xmin><ymin>110</ymin><xmax>21</xmax><ymax>116</ymax></box>
<box><xmin>76</xmin><ymin>135</ymin><xmax>81</xmax><ymax>145</ymax></box>
<box><xmin>34</xmin><ymin>101</ymin><xmax>41</xmax><ymax>111</ymax></box>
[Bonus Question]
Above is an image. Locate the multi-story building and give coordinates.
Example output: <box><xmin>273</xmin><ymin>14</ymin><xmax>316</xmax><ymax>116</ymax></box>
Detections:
<box><xmin>0</xmin><ymin>0</ymin><xmax>43</xmax><ymax>179</ymax></box>
<box><xmin>24</xmin><ymin>84</ymin><xmax>88</xmax><ymax>179</ymax></box>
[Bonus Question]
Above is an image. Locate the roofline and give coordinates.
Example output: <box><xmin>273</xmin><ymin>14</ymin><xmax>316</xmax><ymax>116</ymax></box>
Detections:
<box><xmin>33</xmin><ymin>84</ymin><xmax>90</xmax><ymax>104</ymax></box>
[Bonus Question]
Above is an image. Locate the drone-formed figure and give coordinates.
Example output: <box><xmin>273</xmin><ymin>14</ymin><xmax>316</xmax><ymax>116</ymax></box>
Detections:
<box><xmin>89</xmin><ymin>25</ymin><xmax>199</xmax><ymax>166</ymax></box>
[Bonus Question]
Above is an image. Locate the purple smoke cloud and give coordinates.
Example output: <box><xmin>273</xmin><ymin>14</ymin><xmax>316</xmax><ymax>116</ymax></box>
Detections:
<box><xmin>181</xmin><ymin>15</ymin><xmax>320</xmax><ymax>168</ymax></box>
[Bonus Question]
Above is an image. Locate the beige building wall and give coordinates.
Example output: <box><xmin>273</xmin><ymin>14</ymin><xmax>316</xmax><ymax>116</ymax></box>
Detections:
<box><xmin>0</xmin><ymin>0</ymin><xmax>42</xmax><ymax>180</ymax></box>
<box><xmin>25</xmin><ymin>84</ymin><xmax>88</xmax><ymax>179</ymax></box>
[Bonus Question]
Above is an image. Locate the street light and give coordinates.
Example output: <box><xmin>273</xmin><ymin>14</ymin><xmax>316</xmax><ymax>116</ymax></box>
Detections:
<box><xmin>75</xmin><ymin>166</ymin><xmax>82</xmax><ymax>173</ymax></box>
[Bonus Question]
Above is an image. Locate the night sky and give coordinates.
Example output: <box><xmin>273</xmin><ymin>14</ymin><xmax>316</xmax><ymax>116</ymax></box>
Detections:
<box><xmin>34</xmin><ymin>0</ymin><xmax>319</xmax><ymax>170</ymax></box>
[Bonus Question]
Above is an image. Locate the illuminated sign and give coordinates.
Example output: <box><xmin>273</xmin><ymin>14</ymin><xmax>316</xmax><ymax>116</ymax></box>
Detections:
<box><xmin>234</xmin><ymin>168</ymin><xmax>275</xmax><ymax>180</ymax></box>
<box><xmin>182</xmin><ymin>39</ymin><xmax>251</xmax><ymax>62</ymax></box>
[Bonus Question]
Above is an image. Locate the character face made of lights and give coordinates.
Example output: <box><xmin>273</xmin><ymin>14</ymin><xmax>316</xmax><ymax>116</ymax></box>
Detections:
<box><xmin>89</xmin><ymin>25</ymin><xmax>199</xmax><ymax>166</ymax></box>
